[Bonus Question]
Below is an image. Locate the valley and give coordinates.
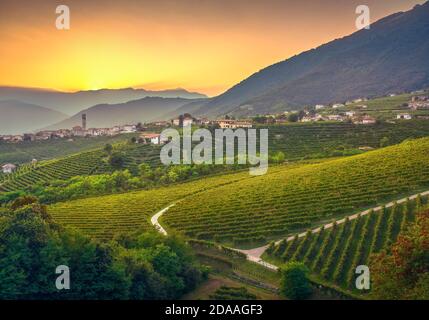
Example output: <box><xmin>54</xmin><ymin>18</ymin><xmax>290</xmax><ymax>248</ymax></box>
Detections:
<box><xmin>1</xmin><ymin>0</ymin><xmax>429</xmax><ymax>303</ymax></box>
<box><xmin>6</xmin><ymin>131</ymin><xmax>424</xmax><ymax>299</ymax></box>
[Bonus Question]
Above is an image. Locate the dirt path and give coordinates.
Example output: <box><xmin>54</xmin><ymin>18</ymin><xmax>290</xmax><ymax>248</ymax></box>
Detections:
<box><xmin>237</xmin><ymin>190</ymin><xmax>429</xmax><ymax>260</ymax></box>
<box><xmin>150</xmin><ymin>203</ymin><xmax>176</xmax><ymax>235</ymax></box>
<box><xmin>150</xmin><ymin>190</ymin><xmax>429</xmax><ymax>271</ymax></box>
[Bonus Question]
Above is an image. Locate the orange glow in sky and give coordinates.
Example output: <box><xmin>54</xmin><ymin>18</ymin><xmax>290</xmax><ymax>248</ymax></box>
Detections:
<box><xmin>0</xmin><ymin>0</ymin><xmax>425</xmax><ymax>96</ymax></box>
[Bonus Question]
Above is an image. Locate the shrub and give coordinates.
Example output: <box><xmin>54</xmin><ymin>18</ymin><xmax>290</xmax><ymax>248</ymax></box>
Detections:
<box><xmin>280</xmin><ymin>261</ymin><xmax>312</xmax><ymax>300</ymax></box>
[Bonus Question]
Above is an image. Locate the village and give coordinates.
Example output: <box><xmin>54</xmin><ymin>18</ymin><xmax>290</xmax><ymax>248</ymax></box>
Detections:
<box><xmin>1</xmin><ymin>92</ymin><xmax>428</xmax><ymax>149</ymax></box>
<box><xmin>0</xmin><ymin>113</ymin><xmax>254</xmax><ymax>144</ymax></box>
<box><xmin>253</xmin><ymin>92</ymin><xmax>429</xmax><ymax>124</ymax></box>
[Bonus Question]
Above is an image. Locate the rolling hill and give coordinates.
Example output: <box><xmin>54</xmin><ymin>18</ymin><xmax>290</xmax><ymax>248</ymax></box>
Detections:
<box><xmin>47</xmin><ymin>137</ymin><xmax>429</xmax><ymax>242</ymax></box>
<box><xmin>0</xmin><ymin>100</ymin><xmax>67</xmax><ymax>135</ymax></box>
<box><xmin>0</xmin><ymin>86</ymin><xmax>207</xmax><ymax>116</ymax></box>
<box><xmin>4</xmin><ymin>120</ymin><xmax>429</xmax><ymax>193</ymax></box>
<box><xmin>48</xmin><ymin>171</ymin><xmax>250</xmax><ymax>239</ymax></box>
<box><xmin>163</xmin><ymin>138</ymin><xmax>429</xmax><ymax>245</ymax></box>
<box><xmin>188</xmin><ymin>2</ymin><xmax>429</xmax><ymax>117</ymax></box>
<box><xmin>45</xmin><ymin>97</ymin><xmax>203</xmax><ymax>130</ymax></box>
<box><xmin>0</xmin><ymin>142</ymin><xmax>162</xmax><ymax>193</ymax></box>
<box><xmin>0</xmin><ymin>134</ymin><xmax>134</xmax><ymax>165</ymax></box>
<box><xmin>266</xmin><ymin>194</ymin><xmax>427</xmax><ymax>294</ymax></box>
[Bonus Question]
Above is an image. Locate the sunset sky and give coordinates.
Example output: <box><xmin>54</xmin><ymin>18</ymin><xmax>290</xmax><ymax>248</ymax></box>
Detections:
<box><xmin>0</xmin><ymin>0</ymin><xmax>425</xmax><ymax>96</ymax></box>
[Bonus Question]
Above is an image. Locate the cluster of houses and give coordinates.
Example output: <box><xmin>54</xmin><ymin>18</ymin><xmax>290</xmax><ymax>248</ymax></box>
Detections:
<box><xmin>300</xmin><ymin>110</ymin><xmax>378</xmax><ymax>124</ymax></box>
<box><xmin>409</xmin><ymin>95</ymin><xmax>429</xmax><ymax>110</ymax></box>
<box><xmin>0</xmin><ymin>113</ymin><xmax>139</xmax><ymax>144</ymax></box>
<box><xmin>0</xmin><ymin>126</ymin><xmax>137</xmax><ymax>143</ymax></box>
<box><xmin>139</xmin><ymin>117</ymin><xmax>253</xmax><ymax>145</ymax></box>
<box><xmin>169</xmin><ymin>114</ymin><xmax>252</xmax><ymax>129</ymax></box>
<box><xmin>1</xmin><ymin>159</ymin><xmax>37</xmax><ymax>174</ymax></box>
<box><xmin>3</xmin><ymin>92</ymin><xmax>428</xmax><ymax>148</ymax></box>
<box><xmin>0</xmin><ymin>112</ymin><xmax>257</xmax><ymax>145</ymax></box>
<box><xmin>1</xmin><ymin>163</ymin><xmax>17</xmax><ymax>174</ymax></box>
<box><xmin>301</xmin><ymin>93</ymin><xmax>429</xmax><ymax>123</ymax></box>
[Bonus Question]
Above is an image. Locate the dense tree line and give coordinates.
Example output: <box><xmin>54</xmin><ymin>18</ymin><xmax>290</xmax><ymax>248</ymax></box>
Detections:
<box><xmin>370</xmin><ymin>210</ymin><xmax>429</xmax><ymax>299</ymax></box>
<box><xmin>0</xmin><ymin>197</ymin><xmax>207</xmax><ymax>299</ymax></box>
<box><xmin>0</xmin><ymin>149</ymin><xmax>286</xmax><ymax>205</ymax></box>
<box><xmin>0</xmin><ymin>162</ymin><xmax>243</xmax><ymax>205</ymax></box>
<box><xmin>280</xmin><ymin>261</ymin><xmax>312</xmax><ymax>300</ymax></box>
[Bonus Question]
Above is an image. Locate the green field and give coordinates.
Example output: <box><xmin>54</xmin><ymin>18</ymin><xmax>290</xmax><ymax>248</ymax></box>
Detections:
<box><xmin>163</xmin><ymin>138</ymin><xmax>429</xmax><ymax>245</ymax></box>
<box><xmin>0</xmin><ymin>142</ymin><xmax>162</xmax><ymax>192</ymax></box>
<box><xmin>46</xmin><ymin>138</ymin><xmax>429</xmax><ymax>246</ymax></box>
<box><xmin>264</xmin><ymin>120</ymin><xmax>429</xmax><ymax>160</ymax></box>
<box><xmin>48</xmin><ymin>170</ymin><xmax>251</xmax><ymax>239</ymax></box>
<box><xmin>3</xmin><ymin>124</ymin><xmax>429</xmax><ymax>300</ymax></box>
<box><xmin>0</xmin><ymin>134</ymin><xmax>135</xmax><ymax>165</ymax></box>
<box><xmin>324</xmin><ymin>92</ymin><xmax>429</xmax><ymax>120</ymax></box>
<box><xmin>3</xmin><ymin>120</ymin><xmax>429</xmax><ymax>195</ymax></box>
<box><xmin>265</xmin><ymin>195</ymin><xmax>427</xmax><ymax>294</ymax></box>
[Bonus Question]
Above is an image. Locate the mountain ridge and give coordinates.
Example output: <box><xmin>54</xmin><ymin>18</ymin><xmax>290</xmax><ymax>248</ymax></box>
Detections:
<box><xmin>0</xmin><ymin>86</ymin><xmax>207</xmax><ymax>116</ymax></box>
<box><xmin>189</xmin><ymin>2</ymin><xmax>429</xmax><ymax>117</ymax></box>
<box><xmin>45</xmin><ymin>96</ymin><xmax>202</xmax><ymax>130</ymax></box>
<box><xmin>0</xmin><ymin>100</ymin><xmax>67</xmax><ymax>135</ymax></box>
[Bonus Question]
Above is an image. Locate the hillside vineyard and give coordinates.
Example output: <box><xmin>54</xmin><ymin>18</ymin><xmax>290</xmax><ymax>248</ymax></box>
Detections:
<box><xmin>47</xmin><ymin>138</ymin><xmax>429</xmax><ymax>244</ymax></box>
<box><xmin>48</xmin><ymin>170</ymin><xmax>250</xmax><ymax>239</ymax></box>
<box><xmin>163</xmin><ymin>138</ymin><xmax>429</xmax><ymax>244</ymax></box>
<box><xmin>266</xmin><ymin>195</ymin><xmax>427</xmax><ymax>293</ymax></box>
<box><xmin>3</xmin><ymin>121</ymin><xmax>429</xmax><ymax>193</ymax></box>
<box><xmin>0</xmin><ymin>143</ymin><xmax>162</xmax><ymax>192</ymax></box>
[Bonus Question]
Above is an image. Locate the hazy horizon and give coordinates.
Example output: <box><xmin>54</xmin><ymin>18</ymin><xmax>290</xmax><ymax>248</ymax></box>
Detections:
<box><xmin>0</xmin><ymin>0</ymin><xmax>425</xmax><ymax>97</ymax></box>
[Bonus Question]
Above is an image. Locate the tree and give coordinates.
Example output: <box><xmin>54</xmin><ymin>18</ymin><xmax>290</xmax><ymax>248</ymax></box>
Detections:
<box><xmin>253</xmin><ymin>116</ymin><xmax>268</xmax><ymax>124</ymax></box>
<box><xmin>10</xmin><ymin>195</ymin><xmax>38</xmax><ymax>210</ymax></box>
<box><xmin>136</xmin><ymin>122</ymin><xmax>144</xmax><ymax>132</ymax></box>
<box><xmin>138</xmin><ymin>163</ymin><xmax>153</xmax><ymax>180</ymax></box>
<box><xmin>370</xmin><ymin>210</ymin><xmax>429</xmax><ymax>299</ymax></box>
<box><xmin>271</xmin><ymin>151</ymin><xmax>286</xmax><ymax>163</ymax></box>
<box><xmin>0</xmin><ymin>200</ymin><xmax>205</xmax><ymax>300</ymax></box>
<box><xmin>104</xmin><ymin>143</ymin><xmax>113</xmax><ymax>155</ymax></box>
<box><xmin>280</xmin><ymin>261</ymin><xmax>312</xmax><ymax>300</ymax></box>
<box><xmin>380</xmin><ymin>136</ymin><xmax>390</xmax><ymax>148</ymax></box>
<box><xmin>0</xmin><ymin>191</ymin><xmax>26</xmax><ymax>205</ymax></box>
<box><xmin>109</xmin><ymin>152</ymin><xmax>125</xmax><ymax>169</ymax></box>
<box><xmin>288</xmin><ymin>113</ymin><xmax>299</xmax><ymax>123</ymax></box>
<box><xmin>298</xmin><ymin>110</ymin><xmax>306</xmax><ymax>120</ymax></box>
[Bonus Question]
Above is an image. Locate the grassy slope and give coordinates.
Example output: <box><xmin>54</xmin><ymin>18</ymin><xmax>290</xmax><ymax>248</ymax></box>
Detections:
<box><xmin>323</xmin><ymin>91</ymin><xmax>429</xmax><ymax>120</ymax></box>
<box><xmin>48</xmin><ymin>170</ymin><xmax>251</xmax><ymax>239</ymax></box>
<box><xmin>0</xmin><ymin>134</ymin><xmax>135</xmax><ymax>165</ymax></box>
<box><xmin>0</xmin><ymin>142</ymin><xmax>162</xmax><ymax>192</ymax></box>
<box><xmin>47</xmin><ymin>138</ymin><xmax>429</xmax><ymax>244</ymax></box>
<box><xmin>264</xmin><ymin>120</ymin><xmax>429</xmax><ymax>160</ymax></box>
<box><xmin>3</xmin><ymin>120</ymin><xmax>429</xmax><ymax>193</ymax></box>
<box><xmin>265</xmin><ymin>195</ymin><xmax>427</xmax><ymax>295</ymax></box>
<box><xmin>163</xmin><ymin>138</ymin><xmax>429</xmax><ymax>245</ymax></box>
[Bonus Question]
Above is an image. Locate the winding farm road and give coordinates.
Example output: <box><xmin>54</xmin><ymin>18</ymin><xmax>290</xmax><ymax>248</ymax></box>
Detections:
<box><xmin>150</xmin><ymin>203</ymin><xmax>176</xmax><ymax>235</ymax></box>
<box><xmin>150</xmin><ymin>190</ymin><xmax>429</xmax><ymax>272</ymax></box>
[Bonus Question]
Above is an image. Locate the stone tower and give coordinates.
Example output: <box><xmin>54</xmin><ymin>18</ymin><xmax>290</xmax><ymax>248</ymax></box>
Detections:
<box><xmin>82</xmin><ymin>113</ymin><xmax>87</xmax><ymax>130</ymax></box>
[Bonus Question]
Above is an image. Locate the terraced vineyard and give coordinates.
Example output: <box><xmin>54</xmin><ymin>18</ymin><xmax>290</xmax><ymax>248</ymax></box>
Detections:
<box><xmin>163</xmin><ymin>138</ymin><xmax>429</xmax><ymax>245</ymax></box>
<box><xmin>110</xmin><ymin>143</ymin><xmax>162</xmax><ymax>174</ymax></box>
<box><xmin>266</xmin><ymin>195</ymin><xmax>428</xmax><ymax>293</ymax></box>
<box><xmin>0</xmin><ymin>143</ymin><xmax>162</xmax><ymax>193</ymax></box>
<box><xmin>0</xmin><ymin>134</ymin><xmax>134</xmax><ymax>165</ymax></box>
<box><xmin>0</xmin><ymin>149</ymin><xmax>108</xmax><ymax>192</ymax></box>
<box><xmin>3</xmin><ymin>120</ymin><xmax>429</xmax><ymax>193</ymax></box>
<box><xmin>48</xmin><ymin>170</ymin><xmax>251</xmax><ymax>239</ymax></box>
<box><xmin>322</xmin><ymin>92</ymin><xmax>429</xmax><ymax>120</ymax></box>
<box><xmin>265</xmin><ymin>120</ymin><xmax>429</xmax><ymax>160</ymax></box>
<box><xmin>46</xmin><ymin>137</ymin><xmax>429</xmax><ymax>244</ymax></box>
